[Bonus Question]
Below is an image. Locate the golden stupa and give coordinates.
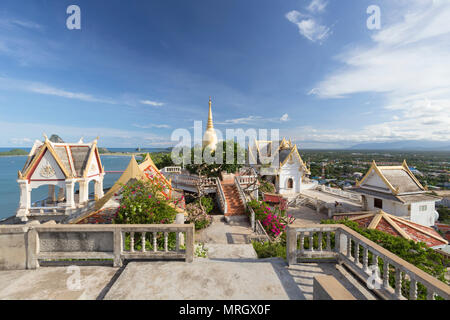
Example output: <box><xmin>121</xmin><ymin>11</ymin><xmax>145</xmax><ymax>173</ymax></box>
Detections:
<box><xmin>202</xmin><ymin>97</ymin><xmax>218</xmax><ymax>152</ymax></box>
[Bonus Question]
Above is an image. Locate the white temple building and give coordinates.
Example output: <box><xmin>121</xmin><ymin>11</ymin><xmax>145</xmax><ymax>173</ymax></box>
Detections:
<box><xmin>16</xmin><ymin>135</ymin><xmax>105</xmax><ymax>221</ymax></box>
<box><xmin>248</xmin><ymin>138</ymin><xmax>313</xmax><ymax>195</ymax></box>
<box><xmin>352</xmin><ymin>160</ymin><xmax>441</xmax><ymax>227</ymax></box>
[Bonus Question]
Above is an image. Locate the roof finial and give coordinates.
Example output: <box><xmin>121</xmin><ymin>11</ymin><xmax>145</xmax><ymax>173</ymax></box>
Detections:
<box><xmin>43</xmin><ymin>133</ymin><xmax>48</xmax><ymax>141</ymax></box>
<box><xmin>207</xmin><ymin>97</ymin><xmax>214</xmax><ymax>129</ymax></box>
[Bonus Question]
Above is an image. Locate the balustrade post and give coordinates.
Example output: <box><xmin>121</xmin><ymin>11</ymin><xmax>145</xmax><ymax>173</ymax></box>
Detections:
<box><xmin>363</xmin><ymin>247</ymin><xmax>369</xmax><ymax>272</ymax></box>
<box><xmin>185</xmin><ymin>224</ymin><xmax>194</xmax><ymax>263</ymax></box>
<box><xmin>153</xmin><ymin>232</ymin><xmax>157</xmax><ymax>252</ymax></box>
<box><xmin>318</xmin><ymin>232</ymin><xmax>323</xmax><ymax>251</ymax></box>
<box><xmin>395</xmin><ymin>268</ymin><xmax>402</xmax><ymax>298</ymax></box>
<box><xmin>383</xmin><ymin>259</ymin><xmax>390</xmax><ymax>289</ymax></box>
<box><xmin>326</xmin><ymin>232</ymin><xmax>331</xmax><ymax>251</ymax></box>
<box><xmin>347</xmin><ymin>237</ymin><xmax>352</xmax><ymax>259</ymax></box>
<box><xmin>409</xmin><ymin>278</ymin><xmax>417</xmax><ymax>300</ymax></box>
<box><xmin>141</xmin><ymin>232</ymin><xmax>146</xmax><ymax>252</ymax></box>
<box><xmin>309</xmin><ymin>233</ymin><xmax>314</xmax><ymax>252</ymax></box>
<box><xmin>113</xmin><ymin>230</ymin><xmax>123</xmax><ymax>267</ymax></box>
<box><xmin>354</xmin><ymin>241</ymin><xmax>360</xmax><ymax>264</ymax></box>
<box><xmin>334</xmin><ymin>230</ymin><xmax>340</xmax><ymax>253</ymax></box>
<box><xmin>130</xmin><ymin>232</ymin><xmax>135</xmax><ymax>252</ymax></box>
<box><xmin>299</xmin><ymin>232</ymin><xmax>305</xmax><ymax>255</ymax></box>
<box><xmin>164</xmin><ymin>232</ymin><xmax>169</xmax><ymax>252</ymax></box>
<box><xmin>287</xmin><ymin>227</ymin><xmax>298</xmax><ymax>266</ymax></box>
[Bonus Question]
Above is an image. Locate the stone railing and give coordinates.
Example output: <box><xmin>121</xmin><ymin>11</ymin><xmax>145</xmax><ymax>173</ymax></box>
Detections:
<box><xmin>320</xmin><ymin>186</ymin><xmax>362</xmax><ymax>202</ymax></box>
<box><xmin>162</xmin><ymin>166</ymin><xmax>182</xmax><ymax>173</ymax></box>
<box><xmin>215</xmin><ymin>178</ymin><xmax>228</xmax><ymax>214</ymax></box>
<box><xmin>286</xmin><ymin>224</ymin><xmax>450</xmax><ymax>300</ymax></box>
<box><xmin>234</xmin><ymin>176</ymin><xmax>248</xmax><ymax>212</ymax></box>
<box><xmin>248</xmin><ymin>206</ymin><xmax>256</xmax><ymax>231</ymax></box>
<box><xmin>25</xmin><ymin>224</ymin><xmax>194</xmax><ymax>269</ymax></box>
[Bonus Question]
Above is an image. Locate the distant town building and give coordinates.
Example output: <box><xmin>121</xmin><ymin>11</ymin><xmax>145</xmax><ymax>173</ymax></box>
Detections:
<box><xmin>248</xmin><ymin>138</ymin><xmax>314</xmax><ymax>195</ymax></box>
<box><xmin>16</xmin><ymin>136</ymin><xmax>104</xmax><ymax>221</ymax></box>
<box><xmin>351</xmin><ymin>160</ymin><xmax>441</xmax><ymax>227</ymax></box>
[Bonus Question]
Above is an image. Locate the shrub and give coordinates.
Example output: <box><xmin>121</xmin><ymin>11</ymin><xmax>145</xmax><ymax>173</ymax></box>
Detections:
<box><xmin>113</xmin><ymin>180</ymin><xmax>177</xmax><ymax>225</ymax></box>
<box><xmin>185</xmin><ymin>196</ymin><xmax>214</xmax><ymax>230</ymax></box>
<box><xmin>252</xmin><ymin>240</ymin><xmax>286</xmax><ymax>259</ymax></box>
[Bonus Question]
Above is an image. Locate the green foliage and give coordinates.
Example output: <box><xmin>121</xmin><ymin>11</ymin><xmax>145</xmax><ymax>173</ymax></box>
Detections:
<box><xmin>112</xmin><ymin>180</ymin><xmax>177</xmax><ymax>225</ymax></box>
<box><xmin>321</xmin><ymin>219</ymin><xmax>449</xmax><ymax>285</ymax></box>
<box><xmin>139</xmin><ymin>152</ymin><xmax>174</xmax><ymax>169</ymax></box>
<box><xmin>196</xmin><ymin>196</ymin><xmax>214</xmax><ymax>214</ymax></box>
<box><xmin>252</xmin><ymin>240</ymin><xmax>286</xmax><ymax>259</ymax></box>
<box><xmin>0</xmin><ymin>148</ymin><xmax>28</xmax><ymax>156</ymax></box>
<box><xmin>185</xmin><ymin>140</ymin><xmax>246</xmax><ymax>177</ymax></box>
<box><xmin>437</xmin><ymin>205</ymin><xmax>450</xmax><ymax>224</ymax></box>
<box><xmin>258</xmin><ymin>179</ymin><xmax>275</xmax><ymax>194</ymax></box>
<box><xmin>195</xmin><ymin>243</ymin><xmax>208</xmax><ymax>258</ymax></box>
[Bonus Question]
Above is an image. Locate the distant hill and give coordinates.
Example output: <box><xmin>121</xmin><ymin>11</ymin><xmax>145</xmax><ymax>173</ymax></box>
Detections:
<box><xmin>49</xmin><ymin>134</ymin><xmax>64</xmax><ymax>143</ymax></box>
<box><xmin>0</xmin><ymin>148</ymin><xmax>29</xmax><ymax>156</ymax></box>
<box><xmin>350</xmin><ymin>140</ymin><xmax>450</xmax><ymax>151</ymax></box>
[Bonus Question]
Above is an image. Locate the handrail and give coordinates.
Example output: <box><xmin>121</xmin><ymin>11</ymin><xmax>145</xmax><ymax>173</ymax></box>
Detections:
<box><xmin>215</xmin><ymin>177</ymin><xmax>227</xmax><ymax>214</ymax></box>
<box><xmin>286</xmin><ymin>224</ymin><xmax>450</xmax><ymax>300</ymax></box>
<box><xmin>234</xmin><ymin>176</ymin><xmax>248</xmax><ymax>212</ymax></box>
<box><xmin>26</xmin><ymin>224</ymin><xmax>195</xmax><ymax>269</ymax></box>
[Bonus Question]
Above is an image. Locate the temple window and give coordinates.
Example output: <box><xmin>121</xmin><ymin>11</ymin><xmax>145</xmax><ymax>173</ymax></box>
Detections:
<box><xmin>374</xmin><ymin>198</ymin><xmax>383</xmax><ymax>209</ymax></box>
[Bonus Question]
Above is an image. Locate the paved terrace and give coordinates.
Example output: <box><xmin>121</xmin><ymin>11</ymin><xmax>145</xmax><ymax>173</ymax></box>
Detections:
<box><xmin>0</xmin><ymin>215</ymin><xmax>375</xmax><ymax>300</ymax></box>
<box><xmin>0</xmin><ymin>257</ymin><xmax>372</xmax><ymax>300</ymax></box>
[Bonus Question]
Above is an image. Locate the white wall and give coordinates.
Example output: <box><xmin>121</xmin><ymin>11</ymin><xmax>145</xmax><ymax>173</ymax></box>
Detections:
<box><xmin>365</xmin><ymin>195</ymin><xmax>437</xmax><ymax>227</ymax></box>
<box><xmin>278</xmin><ymin>161</ymin><xmax>303</xmax><ymax>195</ymax></box>
<box><xmin>410</xmin><ymin>201</ymin><xmax>437</xmax><ymax>227</ymax></box>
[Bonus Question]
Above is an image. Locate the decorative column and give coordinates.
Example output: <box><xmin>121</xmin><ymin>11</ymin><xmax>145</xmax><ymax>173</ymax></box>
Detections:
<box><xmin>16</xmin><ymin>180</ymin><xmax>31</xmax><ymax>222</ymax></box>
<box><xmin>94</xmin><ymin>175</ymin><xmax>104</xmax><ymax>200</ymax></box>
<box><xmin>78</xmin><ymin>180</ymin><xmax>89</xmax><ymax>204</ymax></box>
<box><xmin>65</xmin><ymin>179</ymin><xmax>76</xmax><ymax>211</ymax></box>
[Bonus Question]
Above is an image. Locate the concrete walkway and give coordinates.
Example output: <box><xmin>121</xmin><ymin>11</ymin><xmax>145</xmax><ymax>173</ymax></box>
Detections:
<box><xmin>103</xmin><ymin>259</ymin><xmax>368</xmax><ymax>300</ymax></box>
<box><xmin>196</xmin><ymin>215</ymin><xmax>253</xmax><ymax>244</ymax></box>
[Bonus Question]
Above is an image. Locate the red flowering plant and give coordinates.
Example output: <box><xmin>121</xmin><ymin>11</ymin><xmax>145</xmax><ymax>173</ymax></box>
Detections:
<box><xmin>112</xmin><ymin>179</ymin><xmax>180</xmax><ymax>251</ymax></box>
<box><xmin>248</xmin><ymin>199</ymin><xmax>295</xmax><ymax>239</ymax></box>
<box><xmin>113</xmin><ymin>179</ymin><xmax>177</xmax><ymax>225</ymax></box>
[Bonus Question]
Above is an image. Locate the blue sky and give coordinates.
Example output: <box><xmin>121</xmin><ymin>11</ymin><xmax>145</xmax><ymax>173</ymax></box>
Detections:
<box><xmin>0</xmin><ymin>0</ymin><xmax>449</xmax><ymax>148</ymax></box>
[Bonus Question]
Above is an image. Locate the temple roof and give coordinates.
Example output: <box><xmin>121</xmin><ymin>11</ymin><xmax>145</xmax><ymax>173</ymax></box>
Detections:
<box><xmin>19</xmin><ymin>136</ymin><xmax>103</xmax><ymax>180</ymax></box>
<box><xmin>333</xmin><ymin>210</ymin><xmax>448</xmax><ymax>248</ymax></box>
<box><xmin>249</xmin><ymin>138</ymin><xmax>310</xmax><ymax>174</ymax></box>
<box><xmin>353</xmin><ymin>161</ymin><xmax>441</xmax><ymax>203</ymax></box>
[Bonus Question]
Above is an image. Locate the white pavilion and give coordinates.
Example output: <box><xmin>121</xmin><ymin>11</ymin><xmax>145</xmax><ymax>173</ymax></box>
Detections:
<box><xmin>16</xmin><ymin>135</ymin><xmax>105</xmax><ymax>221</ymax></box>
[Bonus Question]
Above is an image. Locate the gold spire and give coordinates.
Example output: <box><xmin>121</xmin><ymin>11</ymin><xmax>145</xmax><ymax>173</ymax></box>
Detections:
<box><xmin>207</xmin><ymin>97</ymin><xmax>214</xmax><ymax>129</ymax></box>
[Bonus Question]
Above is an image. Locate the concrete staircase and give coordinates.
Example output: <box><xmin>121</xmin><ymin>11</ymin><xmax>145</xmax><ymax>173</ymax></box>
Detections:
<box><xmin>222</xmin><ymin>183</ymin><xmax>246</xmax><ymax>216</ymax></box>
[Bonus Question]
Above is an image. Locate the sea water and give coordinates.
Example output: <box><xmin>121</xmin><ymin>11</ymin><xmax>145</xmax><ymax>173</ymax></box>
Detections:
<box><xmin>0</xmin><ymin>155</ymin><xmax>138</xmax><ymax>220</ymax></box>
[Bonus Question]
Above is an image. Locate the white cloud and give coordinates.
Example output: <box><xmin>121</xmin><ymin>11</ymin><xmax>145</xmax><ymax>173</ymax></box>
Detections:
<box><xmin>280</xmin><ymin>113</ymin><xmax>289</xmax><ymax>122</ymax></box>
<box><xmin>285</xmin><ymin>10</ymin><xmax>331</xmax><ymax>43</ymax></box>
<box><xmin>140</xmin><ymin>100</ymin><xmax>164</xmax><ymax>107</ymax></box>
<box><xmin>0</xmin><ymin>77</ymin><xmax>117</xmax><ymax>104</ymax></box>
<box><xmin>9</xmin><ymin>137</ymin><xmax>32</xmax><ymax>145</ymax></box>
<box><xmin>307</xmin><ymin>0</ymin><xmax>328</xmax><ymax>13</ymax></box>
<box><xmin>0</xmin><ymin>121</ymin><xmax>172</xmax><ymax>147</ymax></box>
<box><xmin>133</xmin><ymin>123</ymin><xmax>171</xmax><ymax>129</ymax></box>
<box><xmin>309</xmin><ymin>0</ymin><xmax>450</xmax><ymax>142</ymax></box>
